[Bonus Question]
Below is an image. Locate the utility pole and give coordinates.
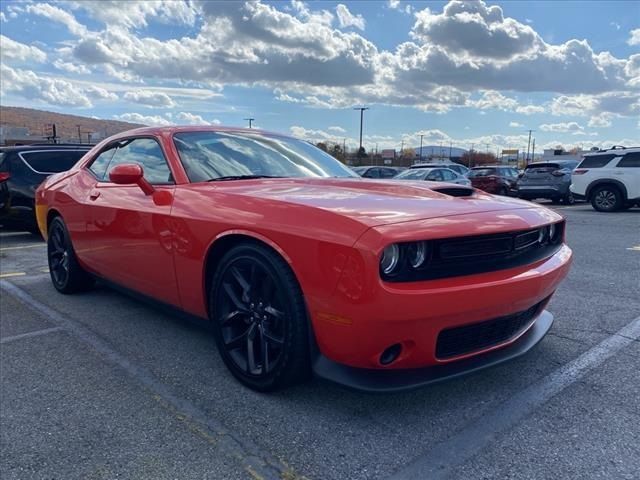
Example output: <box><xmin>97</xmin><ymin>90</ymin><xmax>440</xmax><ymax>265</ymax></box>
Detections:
<box><xmin>525</xmin><ymin>129</ymin><xmax>534</xmax><ymax>164</ymax></box>
<box><xmin>419</xmin><ymin>134</ymin><xmax>424</xmax><ymax>161</ymax></box>
<box><xmin>353</xmin><ymin>107</ymin><xmax>369</xmax><ymax>155</ymax></box>
<box><xmin>244</xmin><ymin>117</ymin><xmax>255</xmax><ymax>128</ymax></box>
<box><xmin>449</xmin><ymin>141</ymin><xmax>452</xmax><ymax>160</ymax></box>
<box><xmin>76</xmin><ymin>125</ymin><xmax>82</xmax><ymax>143</ymax></box>
<box><xmin>486</xmin><ymin>143</ymin><xmax>490</xmax><ymax>154</ymax></box>
<box><xmin>531</xmin><ymin>138</ymin><xmax>536</xmax><ymax>161</ymax></box>
<box><xmin>342</xmin><ymin>138</ymin><xmax>346</xmax><ymax>162</ymax></box>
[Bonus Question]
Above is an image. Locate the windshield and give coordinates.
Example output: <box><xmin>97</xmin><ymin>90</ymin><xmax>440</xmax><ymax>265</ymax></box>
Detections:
<box><xmin>468</xmin><ymin>168</ymin><xmax>497</xmax><ymax>178</ymax></box>
<box><xmin>173</xmin><ymin>131</ymin><xmax>357</xmax><ymax>182</ymax></box>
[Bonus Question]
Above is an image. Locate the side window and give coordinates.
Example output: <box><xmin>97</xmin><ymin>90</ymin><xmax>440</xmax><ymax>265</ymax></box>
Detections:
<box><xmin>578</xmin><ymin>154</ymin><xmax>615</xmax><ymax>168</ymax></box>
<box><xmin>428</xmin><ymin>170</ymin><xmax>444</xmax><ymax>181</ymax></box>
<box><xmin>365</xmin><ymin>168</ymin><xmax>380</xmax><ymax>178</ymax></box>
<box><xmin>617</xmin><ymin>152</ymin><xmax>640</xmax><ymax>168</ymax></box>
<box><xmin>380</xmin><ymin>168</ymin><xmax>396</xmax><ymax>178</ymax></box>
<box><xmin>89</xmin><ymin>146</ymin><xmax>117</xmax><ymax>180</ymax></box>
<box><xmin>21</xmin><ymin>150</ymin><xmax>88</xmax><ymax>174</ymax></box>
<box><xmin>106</xmin><ymin>138</ymin><xmax>173</xmax><ymax>184</ymax></box>
<box><xmin>441</xmin><ymin>169</ymin><xmax>456</xmax><ymax>181</ymax></box>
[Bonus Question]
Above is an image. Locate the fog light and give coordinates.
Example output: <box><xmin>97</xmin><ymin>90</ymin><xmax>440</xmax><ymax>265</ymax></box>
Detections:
<box><xmin>380</xmin><ymin>343</ymin><xmax>402</xmax><ymax>365</ymax></box>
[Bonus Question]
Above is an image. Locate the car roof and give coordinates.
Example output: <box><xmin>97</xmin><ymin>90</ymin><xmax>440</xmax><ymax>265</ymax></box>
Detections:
<box><xmin>584</xmin><ymin>146</ymin><xmax>640</xmax><ymax>156</ymax></box>
<box><xmin>106</xmin><ymin>125</ymin><xmax>288</xmax><ymax>141</ymax></box>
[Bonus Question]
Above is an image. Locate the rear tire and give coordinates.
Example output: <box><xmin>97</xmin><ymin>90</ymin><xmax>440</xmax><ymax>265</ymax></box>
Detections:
<box><xmin>591</xmin><ymin>185</ymin><xmax>623</xmax><ymax>212</ymax></box>
<box><xmin>209</xmin><ymin>242</ymin><xmax>310</xmax><ymax>391</ymax></box>
<box><xmin>47</xmin><ymin>217</ymin><xmax>94</xmax><ymax>294</ymax></box>
<box><xmin>562</xmin><ymin>192</ymin><xmax>575</xmax><ymax>205</ymax></box>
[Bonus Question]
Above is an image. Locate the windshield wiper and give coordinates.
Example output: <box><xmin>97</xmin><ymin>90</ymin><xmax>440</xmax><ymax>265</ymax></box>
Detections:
<box><xmin>207</xmin><ymin>175</ymin><xmax>285</xmax><ymax>182</ymax></box>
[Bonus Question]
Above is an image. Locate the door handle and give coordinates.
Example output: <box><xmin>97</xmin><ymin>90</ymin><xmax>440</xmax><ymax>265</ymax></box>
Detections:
<box><xmin>89</xmin><ymin>190</ymin><xmax>101</xmax><ymax>200</ymax></box>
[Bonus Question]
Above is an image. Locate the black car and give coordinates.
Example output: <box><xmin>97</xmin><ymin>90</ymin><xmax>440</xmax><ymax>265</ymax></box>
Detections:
<box><xmin>516</xmin><ymin>160</ymin><xmax>579</xmax><ymax>204</ymax></box>
<box><xmin>352</xmin><ymin>165</ymin><xmax>405</xmax><ymax>178</ymax></box>
<box><xmin>0</xmin><ymin>144</ymin><xmax>91</xmax><ymax>233</ymax></box>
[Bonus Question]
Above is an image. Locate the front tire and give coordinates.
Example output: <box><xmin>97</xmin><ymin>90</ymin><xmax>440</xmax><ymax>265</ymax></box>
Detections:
<box><xmin>591</xmin><ymin>185</ymin><xmax>623</xmax><ymax>212</ymax></box>
<box><xmin>47</xmin><ymin>217</ymin><xmax>94</xmax><ymax>294</ymax></box>
<box><xmin>209</xmin><ymin>243</ymin><xmax>310</xmax><ymax>391</ymax></box>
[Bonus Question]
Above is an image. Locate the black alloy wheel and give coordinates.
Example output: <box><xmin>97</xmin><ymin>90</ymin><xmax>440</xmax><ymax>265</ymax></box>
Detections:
<box><xmin>591</xmin><ymin>186</ymin><xmax>622</xmax><ymax>212</ymax></box>
<box><xmin>47</xmin><ymin>217</ymin><xmax>94</xmax><ymax>294</ymax></box>
<box><xmin>210</xmin><ymin>243</ymin><xmax>310</xmax><ymax>391</ymax></box>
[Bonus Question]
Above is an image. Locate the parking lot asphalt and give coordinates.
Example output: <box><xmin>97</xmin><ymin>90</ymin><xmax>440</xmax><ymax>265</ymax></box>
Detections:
<box><xmin>1</xmin><ymin>203</ymin><xmax>639</xmax><ymax>480</ymax></box>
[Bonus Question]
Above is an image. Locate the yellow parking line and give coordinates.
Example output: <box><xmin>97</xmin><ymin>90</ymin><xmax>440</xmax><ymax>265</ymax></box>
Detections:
<box><xmin>0</xmin><ymin>244</ymin><xmax>45</xmax><ymax>252</ymax></box>
<box><xmin>0</xmin><ymin>272</ymin><xmax>27</xmax><ymax>278</ymax></box>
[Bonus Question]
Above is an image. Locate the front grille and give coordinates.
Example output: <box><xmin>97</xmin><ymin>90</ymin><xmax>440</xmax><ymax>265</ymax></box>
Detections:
<box><xmin>384</xmin><ymin>222</ymin><xmax>564</xmax><ymax>282</ymax></box>
<box><xmin>435</xmin><ymin>299</ymin><xmax>547</xmax><ymax>359</ymax></box>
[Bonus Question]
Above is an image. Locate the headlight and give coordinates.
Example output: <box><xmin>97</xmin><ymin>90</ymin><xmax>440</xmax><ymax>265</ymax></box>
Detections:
<box><xmin>407</xmin><ymin>241</ymin><xmax>428</xmax><ymax>269</ymax></box>
<box><xmin>549</xmin><ymin>223</ymin><xmax>556</xmax><ymax>241</ymax></box>
<box><xmin>380</xmin><ymin>244</ymin><xmax>400</xmax><ymax>275</ymax></box>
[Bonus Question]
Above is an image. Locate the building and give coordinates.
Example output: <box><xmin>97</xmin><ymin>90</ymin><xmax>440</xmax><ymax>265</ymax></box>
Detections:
<box><xmin>541</xmin><ymin>148</ymin><xmax>588</xmax><ymax>163</ymax></box>
<box><xmin>0</xmin><ymin>126</ymin><xmax>46</xmax><ymax>146</ymax></box>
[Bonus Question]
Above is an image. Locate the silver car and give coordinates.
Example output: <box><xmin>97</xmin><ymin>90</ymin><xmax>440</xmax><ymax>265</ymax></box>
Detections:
<box><xmin>393</xmin><ymin>167</ymin><xmax>471</xmax><ymax>186</ymax></box>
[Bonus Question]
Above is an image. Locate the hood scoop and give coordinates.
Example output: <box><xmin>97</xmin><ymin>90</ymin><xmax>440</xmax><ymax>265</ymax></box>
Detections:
<box><xmin>431</xmin><ymin>186</ymin><xmax>475</xmax><ymax>197</ymax></box>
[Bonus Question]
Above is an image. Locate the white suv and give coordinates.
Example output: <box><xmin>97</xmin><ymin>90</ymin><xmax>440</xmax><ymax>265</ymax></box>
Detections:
<box><xmin>570</xmin><ymin>146</ymin><xmax>640</xmax><ymax>212</ymax></box>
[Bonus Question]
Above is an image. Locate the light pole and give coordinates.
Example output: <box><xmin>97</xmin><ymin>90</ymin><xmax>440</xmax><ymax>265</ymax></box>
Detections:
<box><xmin>525</xmin><ymin>129</ymin><xmax>534</xmax><ymax>163</ymax></box>
<box><xmin>419</xmin><ymin>134</ymin><xmax>424</xmax><ymax>162</ymax></box>
<box><xmin>244</xmin><ymin>117</ymin><xmax>255</xmax><ymax>128</ymax></box>
<box><xmin>353</xmin><ymin>107</ymin><xmax>369</xmax><ymax>155</ymax></box>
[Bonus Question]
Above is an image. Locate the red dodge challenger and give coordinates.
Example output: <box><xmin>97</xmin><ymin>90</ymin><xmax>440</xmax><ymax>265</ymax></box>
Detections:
<box><xmin>36</xmin><ymin>126</ymin><xmax>572</xmax><ymax>392</ymax></box>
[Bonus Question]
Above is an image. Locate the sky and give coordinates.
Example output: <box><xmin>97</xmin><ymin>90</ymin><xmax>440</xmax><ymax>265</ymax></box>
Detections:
<box><xmin>0</xmin><ymin>0</ymin><xmax>639</xmax><ymax>153</ymax></box>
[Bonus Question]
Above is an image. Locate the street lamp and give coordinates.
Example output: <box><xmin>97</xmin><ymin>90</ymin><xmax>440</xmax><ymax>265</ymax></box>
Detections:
<box><xmin>353</xmin><ymin>107</ymin><xmax>369</xmax><ymax>156</ymax></box>
<box><xmin>244</xmin><ymin>117</ymin><xmax>255</xmax><ymax>128</ymax></box>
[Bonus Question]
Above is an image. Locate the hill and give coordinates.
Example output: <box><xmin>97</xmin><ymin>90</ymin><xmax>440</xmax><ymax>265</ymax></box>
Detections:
<box><xmin>0</xmin><ymin>106</ymin><xmax>143</xmax><ymax>143</ymax></box>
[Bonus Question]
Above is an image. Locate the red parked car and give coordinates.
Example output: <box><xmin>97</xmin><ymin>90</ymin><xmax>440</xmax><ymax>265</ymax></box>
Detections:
<box><xmin>468</xmin><ymin>165</ymin><xmax>519</xmax><ymax>195</ymax></box>
<box><xmin>36</xmin><ymin>127</ymin><xmax>572</xmax><ymax>392</ymax></box>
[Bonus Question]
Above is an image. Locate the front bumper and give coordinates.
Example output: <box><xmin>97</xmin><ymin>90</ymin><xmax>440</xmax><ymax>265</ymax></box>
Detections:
<box><xmin>313</xmin><ymin>310</ymin><xmax>553</xmax><ymax>392</ymax></box>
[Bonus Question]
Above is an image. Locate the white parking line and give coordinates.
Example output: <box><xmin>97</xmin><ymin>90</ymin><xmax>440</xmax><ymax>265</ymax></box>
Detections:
<box><xmin>0</xmin><ymin>279</ymin><xmax>297</xmax><ymax>480</ymax></box>
<box><xmin>1</xmin><ymin>327</ymin><xmax>63</xmax><ymax>344</ymax></box>
<box><xmin>389</xmin><ymin>315</ymin><xmax>640</xmax><ymax>480</ymax></box>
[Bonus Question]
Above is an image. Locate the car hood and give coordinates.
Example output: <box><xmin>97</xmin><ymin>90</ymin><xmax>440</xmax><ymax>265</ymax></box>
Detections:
<box><xmin>210</xmin><ymin>178</ymin><xmax>536</xmax><ymax>227</ymax></box>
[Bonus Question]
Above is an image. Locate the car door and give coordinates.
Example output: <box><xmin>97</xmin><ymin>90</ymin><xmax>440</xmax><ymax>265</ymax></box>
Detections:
<box><xmin>615</xmin><ymin>152</ymin><xmax>640</xmax><ymax>198</ymax></box>
<box><xmin>83</xmin><ymin>137</ymin><xmax>180</xmax><ymax>306</ymax></box>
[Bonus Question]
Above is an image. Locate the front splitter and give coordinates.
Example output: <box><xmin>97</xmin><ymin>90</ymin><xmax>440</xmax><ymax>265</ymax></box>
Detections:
<box><xmin>312</xmin><ymin>310</ymin><xmax>554</xmax><ymax>393</ymax></box>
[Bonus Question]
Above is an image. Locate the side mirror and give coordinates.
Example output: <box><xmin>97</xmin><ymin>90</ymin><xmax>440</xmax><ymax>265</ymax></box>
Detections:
<box><xmin>518</xmin><ymin>172</ymin><xmax>524</xmax><ymax>178</ymax></box>
<box><xmin>109</xmin><ymin>163</ymin><xmax>155</xmax><ymax>195</ymax></box>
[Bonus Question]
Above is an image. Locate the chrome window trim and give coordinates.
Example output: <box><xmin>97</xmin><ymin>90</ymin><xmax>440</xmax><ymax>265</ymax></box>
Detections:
<box><xmin>17</xmin><ymin>149</ymin><xmax>90</xmax><ymax>175</ymax></box>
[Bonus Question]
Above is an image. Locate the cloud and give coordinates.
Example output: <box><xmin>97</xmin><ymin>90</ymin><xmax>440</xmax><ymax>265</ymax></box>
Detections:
<box><xmin>26</xmin><ymin>3</ymin><xmax>89</xmax><ymax>36</ymax></box>
<box><xmin>628</xmin><ymin>28</ymin><xmax>640</xmax><ymax>46</ymax></box>
<box><xmin>113</xmin><ymin>112</ymin><xmax>172</xmax><ymax>126</ymax></box>
<box><xmin>587</xmin><ymin>114</ymin><xmax>613</xmax><ymax>128</ymax></box>
<box><xmin>550</xmin><ymin>92</ymin><xmax>640</xmax><ymax>118</ymax></box>
<box><xmin>328</xmin><ymin>126</ymin><xmax>346</xmax><ymax>133</ymax></box>
<box><xmin>0</xmin><ymin>64</ymin><xmax>92</xmax><ymax>107</ymax></box>
<box><xmin>1</xmin><ymin>12</ymin><xmax>7</xmax><ymax>23</ymax></box>
<box><xmin>335</xmin><ymin>4</ymin><xmax>365</xmax><ymax>30</ymax></box>
<box><xmin>53</xmin><ymin>59</ymin><xmax>91</xmax><ymax>74</ymax></box>
<box><xmin>85</xmin><ymin>86</ymin><xmax>118</xmax><ymax>101</ymax></box>
<box><xmin>175</xmin><ymin>112</ymin><xmax>220</xmax><ymax>125</ymax></box>
<box><xmin>0</xmin><ymin>35</ymin><xmax>47</xmax><ymax>63</ymax></box>
<box><xmin>67</xmin><ymin>0</ymin><xmax>200</xmax><ymax>29</ymax></box>
<box><xmin>124</xmin><ymin>90</ymin><xmax>176</xmax><ymax>108</ymax></box>
<box><xmin>539</xmin><ymin>122</ymin><xmax>585</xmax><ymax>134</ymax></box>
<box><xmin>515</xmin><ymin>105</ymin><xmax>545</xmax><ymax>115</ymax></box>
<box><xmin>410</xmin><ymin>1</ymin><xmax>543</xmax><ymax>59</ymax></box>
<box><xmin>509</xmin><ymin>121</ymin><xmax>523</xmax><ymax>127</ymax></box>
